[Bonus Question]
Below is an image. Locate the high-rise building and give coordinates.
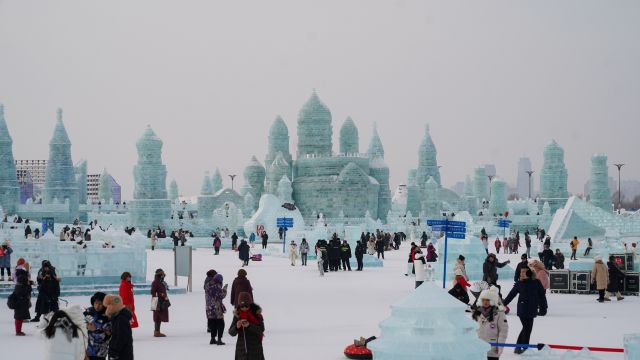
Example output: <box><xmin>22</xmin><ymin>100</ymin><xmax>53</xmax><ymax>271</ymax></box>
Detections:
<box><xmin>17</xmin><ymin>170</ymin><xmax>33</xmax><ymax>204</ymax></box>
<box><xmin>87</xmin><ymin>173</ymin><xmax>121</xmax><ymax>204</ymax></box>
<box><xmin>516</xmin><ymin>157</ymin><xmax>534</xmax><ymax>199</ymax></box>
<box><xmin>15</xmin><ymin>160</ymin><xmax>47</xmax><ymax>196</ymax></box>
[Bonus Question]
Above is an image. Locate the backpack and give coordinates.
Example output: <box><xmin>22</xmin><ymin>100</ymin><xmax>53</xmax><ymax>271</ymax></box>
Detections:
<box><xmin>7</xmin><ymin>292</ymin><xmax>16</xmax><ymax>310</ymax></box>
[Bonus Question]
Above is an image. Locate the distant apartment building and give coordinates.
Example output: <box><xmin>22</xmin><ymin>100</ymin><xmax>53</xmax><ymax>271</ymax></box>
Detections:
<box><xmin>87</xmin><ymin>173</ymin><xmax>122</xmax><ymax>204</ymax></box>
<box><xmin>15</xmin><ymin>160</ymin><xmax>47</xmax><ymax>198</ymax></box>
<box><xmin>16</xmin><ymin>169</ymin><xmax>34</xmax><ymax>203</ymax></box>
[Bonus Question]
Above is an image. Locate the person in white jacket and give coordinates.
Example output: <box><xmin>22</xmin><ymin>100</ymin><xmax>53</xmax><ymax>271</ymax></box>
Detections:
<box><xmin>413</xmin><ymin>248</ymin><xmax>427</xmax><ymax>288</ymax></box>
<box><xmin>288</xmin><ymin>240</ymin><xmax>298</xmax><ymax>266</ymax></box>
<box><xmin>472</xmin><ymin>287</ymin><xmax>509</xmax><ymax>360</ymax></box>
<box><xmin>41</xmin><ymin>305</ymin><xmax>88</xmax><ymax>360</ymax></box>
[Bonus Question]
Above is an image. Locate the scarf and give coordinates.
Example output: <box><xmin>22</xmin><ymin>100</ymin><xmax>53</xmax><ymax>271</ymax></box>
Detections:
<box><xmin>238</xmin><ymin>308</ymin><xmax>263</xmax><ymax>341</ymax></box>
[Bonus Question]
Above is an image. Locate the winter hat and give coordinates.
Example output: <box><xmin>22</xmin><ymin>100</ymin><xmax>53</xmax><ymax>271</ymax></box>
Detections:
<box><xmin>594</xmin><ymin>255</ymin><xmax>602</xmax><ymax>262</ymax></box>
<box><xmin>237</xmin><ymin>269</ymin><xmax>247</xmax><ymax>277</ymax></box>
<box><xmin>237</xmin><ymin>292</ymin><xmax>253</xmax><ymax>307</ymax></box>
<box><xmin>206</xmin><ymin>269</ymin><xmax>217</xmax><ymax>277</ymax></box>
<box><xmin>90</xmin><ymin>292</ymin><xmax>107</xmax><ymax>306</ymax></box>
<box><xmin>479</xmin><ymin>286</ymin><xmax>504</xmax><ymax>310</ymax></box>
<box><xmin>458</xmin><ymin>255</ymin><xmax>465</xmax><ymax>261</ymax></box>
<box><xmin>16</xmin><ymin>258</ymin><xmax>26</xmax><ymax>266</ymax></box>
<box><xmin>155</xmin><ymin>268</ymin><xmax>164</xmax><ymax>275</ymax></box>
<box><xmin>521</xmin><ymin>254</ymin><xmax>528</xmax><ymax>260</ymax></box>
<box><xmin>213</xmin><ymin>274</ymin><xmax>223</xmax><ymax>284</ymax></box>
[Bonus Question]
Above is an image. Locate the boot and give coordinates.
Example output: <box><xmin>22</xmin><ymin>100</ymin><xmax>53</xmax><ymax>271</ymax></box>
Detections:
<box><xmin>154</xmin><ymin>331</ymin><xmax>166</xmax><ymax>337</ymax></box>
<box><xmin>209</xmin><ymin>338</ymin><xmax>216</xmax><ymax>345</ymax></box>
<box><xmin>217</xmin><ymin>338</ymin><xmax>225</xmax><ymax>345</ymax></box>
<box><xmin>617</xmin><ymin>292</ymin><xmax>624</xmax><ymax>301</ymax></box>
<box><xmin>30</xmin><ymin>316</ymin><xmax>40</xmax><ymax>323</ymax></box>
<box><xmin>0</xmin><ymin>276</ymin><xmax>4</xmax><ymax>281</ymax></box>
<box><xmin>15</xmin><ymin>332</ymin><xmax>26</xmax><ymax>336</ymax></box>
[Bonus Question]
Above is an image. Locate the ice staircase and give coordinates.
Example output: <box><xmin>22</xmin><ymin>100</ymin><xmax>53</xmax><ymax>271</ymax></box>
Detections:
<box><xmin>0</xmin><ymin>281</ymin><xmax>187</xmax><ymax>298</ymax></box>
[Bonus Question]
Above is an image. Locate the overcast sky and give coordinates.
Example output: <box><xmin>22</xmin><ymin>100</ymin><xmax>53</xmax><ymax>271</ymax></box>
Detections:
<box><xmin>1</xmin><ymin>0</ymin><xmax>638</xmax><ymax>200</ymax></box>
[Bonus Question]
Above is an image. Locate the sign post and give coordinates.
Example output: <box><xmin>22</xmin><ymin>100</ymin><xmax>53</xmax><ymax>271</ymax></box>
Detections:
<box><xmin>276</xmin><ymin>217</ymin><xmax>293</xmax><ymax>254</ymax></box>
<box><xmin>427</xmin><ymin>218</ymin><xmax>466</xmax><ymax>289</ymax></box>
<box><xmin>496</xmin><ymin>219</ymin><xmax>512</xmax><ymax>238</ymax></box>
<box><xmin>174</xmin><ymin>245</ymin><xmax>193</xmax><ymax>292</ymax></box>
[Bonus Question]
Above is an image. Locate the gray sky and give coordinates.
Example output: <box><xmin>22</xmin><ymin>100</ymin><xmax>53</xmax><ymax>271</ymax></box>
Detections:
<box><xmin>1</xmin><ymin>0</ymin><xmax>639</xmax><ymax>200</ymax></box>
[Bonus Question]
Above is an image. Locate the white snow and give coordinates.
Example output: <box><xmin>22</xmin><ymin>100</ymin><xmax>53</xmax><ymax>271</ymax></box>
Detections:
<box><xmin>0</xmin><ymin>246</ymin><xmax>638</xmax><ymax>359</ymax></box>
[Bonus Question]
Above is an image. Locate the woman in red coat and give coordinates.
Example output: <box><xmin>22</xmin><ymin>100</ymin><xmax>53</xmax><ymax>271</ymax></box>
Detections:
<box><xmin>119</xmin><ymin>271</ymin><xmax>139</xmax><ymax>328</ymax></box>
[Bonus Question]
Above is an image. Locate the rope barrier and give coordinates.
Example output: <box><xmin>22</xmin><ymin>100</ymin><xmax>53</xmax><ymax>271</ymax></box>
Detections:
<box><xmin>490</xmin><ymin>343</ymin><xmax>624</xmax><ymax>353</ymax></box>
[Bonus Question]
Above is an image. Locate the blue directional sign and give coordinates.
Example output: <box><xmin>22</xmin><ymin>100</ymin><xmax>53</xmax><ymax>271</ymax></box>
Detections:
<box><xmin>496</xmin><ymin>220</ymin><xmax>511</xmax><ymax>228</ymax></box>
<box><xmin>448</xmin><ymin>221</ymin><xmax>466</xmax><ymax>227</ymax></box>
<box><xmin>427</xmin><ymin>220</ymin><xmax>447</xmax><ymax>226</ymax></box>
<box><xmin>430</xmin><ymin>226</ymin><xmax>446</xmax><ymax>232</ymax></box>
<box><xmin>447</xmin><ymin>232</ymin><xmax>466</xmax><ymax>239</ymax></box>
<box><xmin>277</xmin><ymin>217</ymin><xmax>294</xmax><ymax>228</ymax></box>
<box><xmin>446</xmin><ymin>226</ymin><xmax>466</xmax><ymax>233</ymax></box>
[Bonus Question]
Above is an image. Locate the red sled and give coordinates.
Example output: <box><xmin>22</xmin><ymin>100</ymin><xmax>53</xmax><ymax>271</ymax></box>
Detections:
<box><xmin>251</xmin><ymin>254</ymin><xmax>262</xmax><ymax>261</ymax></box>
<box><xmin>344</xmin><ymin>344</ymin><xmax>372</xmax><ymax>360</ymax></box>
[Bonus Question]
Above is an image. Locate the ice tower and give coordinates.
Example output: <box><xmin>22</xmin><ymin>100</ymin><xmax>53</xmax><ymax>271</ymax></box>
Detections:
<box><xmin>415</xmin><ymin>124</ymin><xmax>441</xmax><ymax>188</ymax></box>
<box><xmin>211</xmin><ymin>168</ymin><xmax>223</xmax><ymax>193</ymax></box>
<box><xmin>243</xmin><ymin>156</ymin><xmax>266</xmax><ymax>208</ymax></box>
<box><xmin>168</xmin><ymin>179</ymin><xmax>179</xmax><ymax>202</ymax></box>
<box><xmin>98</xmin><ymin>169</ymin><xmax>113</xmax><ymax>203</ymax></box>
<box><xmin>339</xmin><ymin>117</ymin><xmax>359</xmax><ymax>154</ymax></box>
<box><xmin>296</xmin><ymin>91</ymin><xmax>332</xmax><ymax>157</ymax></box>
<box><xmin>265</xmin><ymin>153</ymin><xmax>289</xmax><ymax>195</ymax></box>
<box><xmin>197</xmin><ymin>172</ymin><xmax>216</xmax><ymax>219</ymax></box>
<box><xmin>265</xmin><ymin>116</ymin><xmax>292</xmax><ymax>176</ymax></box>
<box><xmin>489</xmin><ymin>177</ymin><xmax>507</xmax><ymax>215</ymax></box>
<box><xmin>473</xmin><ymin>166</ymin><xmax>489</xmax><ymax>201</ymax></box>
<box><xmin>539</xmin><ymin>140</ymin><xmax>569</xmax><ymax>213</ymax></box>
<box><xmin>405</xmin><ymin>169</ymin><xmax>421</xmax><ymax>215</ymax></box>
<box><xmin>74</xmin><ymin>160</ymin><xmax>87</xmax><ymax>205</ymax></box>
<box><xmin>589</xmin><ymin>154</ymin><xmax>611</xmax><ymax>211</ymax></box>
<box><xmin>368</xmin><ymin>124</ymin><xmax>391</xmax><ymax>221</ymax></box>
<box><xmin>43</xmin><ymin>108</ymin><xmax>80</xmax><ymax>222</ymax></box>
<box><xmin>0</xmin><ymin>105</ymin><xmax>20</xmax><ymax>214</ymax></box>
<box><xmin>129</xmin><ymin>126</ymin><xmax>171</xmax><ymax>231</ymax></box>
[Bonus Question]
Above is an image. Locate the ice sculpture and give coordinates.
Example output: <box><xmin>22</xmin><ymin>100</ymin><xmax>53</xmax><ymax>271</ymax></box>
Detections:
<box><xmin>489</xmin><ymin>177</ymin><xmax>507</xmax><ymax>215</ymax></box>
<box><xmin>211</xmin><ymin>168</ymin><xmax>223</xmax><ymax>193</ymax></box>
<box><xmin>589</xmin><ymin>154</ymin><xmax>611</xmax><ymax>211</ymax></box>
<box><xmin>520</xmin><ymin>346</ymin><xmax>602</xmax><ymax>359</ymax></box>
<box><xmin>168</xmin><ymin>179</ymin><xmax>179</xmax><ymax>202</ymax></box>
<box><xmin>463</xmin><ymin>175</ymin><xmax>478</xmax><ymax>214</ymax></box>
<box><xmin>473</xmin><ymin>166</ymin><xmax>489</xmax><ymax>201</ymax></box>
<box><xmin>98</xmin><ymin>169</ymin><xmax>113</xmax><ymax>203</ymax></box>
<box><xmin>0</xmin><ymin>104</ymin><xmax>20</xmax><ymax>214</ymax></box>
<box><xmin>415</xmin><ymin>124</ymin><xmax>441</xmax><ymax>188</ymax></box>
<box><xmin>624</xmin><ymin>333</ymin><xmax>640</xmax><ymax>359</ymax></box>
<box><xmin>435</xmin><ymin>233</ymin><xmax>489</xmax><ymax>281</ymax></box>
<box><xmin>43</xmin><ymin>108</ymin><xmax>80</xmax><ymax>222</ymax></box>
<box><xmin>243</xmin><ymin>156</ymin><xmax>266</xmax><ymax>209</ymax></box>
<box><xmin>129</xmin><ymin>126</ymin><xmax>171</xmax><ymax>231</ymax></box>
<box><xmin>265</xmin><ymin>153</ymin><xmax>289</xmax><ymax>195</ymax></box>
<box><xmin>339</xmin><ymin>116</ymin><xmax>359</xmax><ymax>154</ymax></box>
<box><xmin>265</xmin><ymin>115</ymin><xmax>292</xmax><ymax>177</ymax></box>
<box><xmin>368</xmin><ymin>281</ymin><xmax>490</xmax><ymax>360</ymax></box>
<box><xmin>201</xmin><ymin>172</ymin><xmax>213</xmax><ymax>195</ymax></box>
<box><xmin>74</xmin><ymin>160</ymin><xmax>88</xmax><ymax>205</ymax></box>
<box><xmin>243</xmin><ymin>193</ymin><xmax>305</xmax><ymax>240</ymax></box>
<box><xmin>539</xmin><ymin>140</ymin><xmax>569</xmax><ymax>213</ymax></box>
<box><xmin>421</xmin><ymin>177</ymin><xmax>440</xmax><ymax>218</ymax></box>
<box><xmin>296</xmin><ymin>90</ymin><xmax>332</xmax><ymax>157</ymax></box>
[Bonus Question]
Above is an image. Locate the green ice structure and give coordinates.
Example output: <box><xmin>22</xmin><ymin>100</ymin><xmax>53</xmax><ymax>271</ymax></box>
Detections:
<box><xmin>43</xmin><ymin>109</ymin><xmax>80</xmax><ymax>222</ymax></box>
<box><xmin>489</xmin><ymin>177</ymin><xmax>507</xmax><ymax>215</ymax></box>
<box><xmin>265</xmin><ymin>116</ymin><xmax>292</xmax><ymax>177</ymax></box>
<box><xmin>296</xmin><ymin>90</ymin><xmax>332</xmax><ymax>158</ymax></box>
<box><xmin>211</xmin><ymin>168</ymin><xmax>223</xmax><ymax>193</ymax></box>
<box><xmin>405</xmin><ymin>169</ymin><xmax>421</xmax><ymax>215</ymax></box>
<box><xmin>75</xmin><ymin>160</ymin><xmax>87</xmax><ymax>205</ymax></box>
<box><xmin>243</xmin><ymin>156</ymin><xmax>266</xmax><ymax>209</ymax></box>
<box><xmin>415</xmin><ymin>124</ymin><xmax>441</xmax><ymax>188</ymax></box>
<box><xmin>539</xmin><ymin>140</ymin><xmax>569</xmax><ymax>214</ymax></box>
<box><xmin>339</xmin><ymin>116</ymin><xmax>359</xmax><ymax>154</ymax></box>
<box><xmin>589</xmin><ymin>154</ymin><xmax>611</xmax><ymax>211</ymax></box>
<box><xmin>168</xmin><ymin>179</ymin><xmax>179</xmax><ymax>202</ymax></box>
<box><xmin>98</xmin><ymin>169</ymin><xmax>113</xmax><ymax>203</ymax></box>
<box><xmin>129</xmin><ymin>126</ymin><xmax>171</xmax><ymax>231</ymax></box>
<box><xmin>473</xmin><ymin>166</ymin><xmax>489</xmax><ymax>201</ymax></box>
<box><xmin>0</xmin><ymin>104</ymin><xmax>20</xmax><ymax>215</ymax></box>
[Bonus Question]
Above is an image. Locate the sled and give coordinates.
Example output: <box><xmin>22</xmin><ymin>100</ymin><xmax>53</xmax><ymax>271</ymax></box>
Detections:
<box><xmin>251</xmin><ymin>254</ymin><xmax>263</xmax><ymax>261</ymax></box>
<box><xmin>344</xmin><ymin>344</ymin><xmax>372</xmax><ymax>360</ymax></box>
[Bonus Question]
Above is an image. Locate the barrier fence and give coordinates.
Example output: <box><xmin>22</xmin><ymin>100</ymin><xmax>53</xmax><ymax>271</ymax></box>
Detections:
<box><xmin>490</xmin><ymin>342</ymin><xmax>625</xmax><ymax>353</ymax></box>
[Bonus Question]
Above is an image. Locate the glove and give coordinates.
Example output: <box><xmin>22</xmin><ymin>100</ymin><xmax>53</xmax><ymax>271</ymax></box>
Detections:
<box><xmin>538</xmin><ymin>307</ymin><xmax>547</xmax><ymax>316</ymax></box>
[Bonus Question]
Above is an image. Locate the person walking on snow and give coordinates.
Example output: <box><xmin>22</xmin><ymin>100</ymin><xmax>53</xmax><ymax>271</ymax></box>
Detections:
<box><xmin>299</xmin><ymin>239</ymin><xmax>309</xmax><ymax>266</ymax></box>
<box><xmin>494</xmin><ymin>237</ymin><xmax>501</xmax><ymax>254</ymax></box>
<box><xmin>355</xmin><ymin>240</ymin><xmax>365</xmax><ymax>271</ymax></box>
<box><xmin>206</xmin><ymin>274</ymin><xmax>228</xmax><ymax>345</ymax></box>
<box><xmin>591</xmin><ymin>256</ymin><xmax>609</xmax><ymax>302</ymax></box>
<box><xmin>570</xmin><ymin>236</ymin><xmax>580</xmax><ymax>260</ymax></box>
<box><xmin>228</xmin><ymin>292</ymin><xmax>265</xmax><ymax>360</ymax></box>
<box><xmin>584</xmin><ymin>237</ymin><xmax>593</xmax><ymax>256</ymax></box>
<box><xmin>606</xmin><ymin>255</ymin><xmax>625</xmax><ymax>301</ymax></box>
<box><xmin>340</xmin><ymin>240</ymin><xmax>352</xmax><ymax>271</ymax></box>
<box><xmin>288</xmin><ymin>241</ymin><xmax>298</xmax><ymax>266</ymax></box>
<box><xmin>473</xmin><ymin>287</ymin><xmax>508</xmax><ymax>360</ymax></box>
<box><xmin>405</xmin><ymin>243</ymin><xmax>417</xmax><ymax>276</ymax></box>
<box><xmin>238</xmin><ymin>240</ymin><xmax>250</xmax><ymax>267</ymax></box>
<box><xmin>413</xmin><ymin>248</ymin><xmax>427</xmax><ymax>288</ymax></box>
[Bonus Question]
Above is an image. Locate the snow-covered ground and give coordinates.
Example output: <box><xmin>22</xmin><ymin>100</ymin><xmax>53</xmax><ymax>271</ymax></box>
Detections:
<box><xmin>1</xmin><ymin>244</ymin><xmax>638</xmax><ymax>359</ymax></box>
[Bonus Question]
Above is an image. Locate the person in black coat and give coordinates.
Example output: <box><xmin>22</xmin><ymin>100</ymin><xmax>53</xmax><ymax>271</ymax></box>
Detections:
<box><xmin>514</xmin><ymin>254</ymin><xmax>529</xmax><ymax>282</ymax></box>
<box><xmin>231</xmin><ymin>232</ymin><xmax>239</xmax><ymax>250</ymax></box>
<box><xmin>420</xmin><ymin>232</ymin><xmax>428</xmax><ymax>247</ymax></box>
<box><xmin>482</xmin><ymin>254</ymin><xmax>510</xmax><ymax>296</ymax></box>
<box><xmin>340</xmin><ymin>240</ymin><xmax>352</xmax><ymax>271</ymax></box>
<box><xmin>261</xmin><ymin>232</ymin><xmax>268</xmax><ymax>249</ymax></box>
<box><xmin>541</xmin><ymin>245</ymin><xmax>555</xmax><ymax>270</ymax></box>
<box><xmin>10</xmin><ymin>268</ymin><xmax>32</xmax><ymax>335</ymax></box>
<box><xmin>104</xmin><ymin>295</ymin><xmax>134</xmax><ymax>360</ymax></box>
<box><xmin>503</xmin><ymin>268</ymin><xmax>548</xmax><ymax>355</ymax></box>
<box><xmin>375</xmin><ymin>238</ymin><xmax>385</xmax><ymax>259</ymax></box>
<box><xmin>32</xmin><ymin>260</ymin><xmax>60</xmax><ymax>322</ymax></box>
<box><xmin>229</xmin><ymin>292</ymin><xmax>265</xmax><ymax>360</ymax></box>
<box><xmin>238</xmin><ymin>240</ymin><xmax>250</xmax><ymax>267</ymax></box>
<box><xmin>354</xmin><ymin>241</ymin><xmax>365</xmax><ymax>271</ymax></box>
<box><xmin>607</xmin><ymin>256</ymin><xmax>625</xmax><ymax>301</ymax></box>
<box><xmin>328</xmin><ymin>240</ymin><xmax>341</xmax><ymax>271</ymax></box>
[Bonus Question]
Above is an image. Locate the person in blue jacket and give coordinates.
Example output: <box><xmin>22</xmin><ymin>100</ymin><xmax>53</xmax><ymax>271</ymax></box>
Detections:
<box><xmin>503</xmin><ymin>268</ymin><xmax>548</xmax><ymax>355</ymax></box>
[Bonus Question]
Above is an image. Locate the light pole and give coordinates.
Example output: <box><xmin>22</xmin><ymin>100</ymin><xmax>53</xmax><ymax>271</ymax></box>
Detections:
<box><xmin>229</xmin><ymin>174</ymin><xmax>237</xmax><ymax>190</ymax></box>
<box><xmin>525</xmin><ymin>170</ymin><xmax>535</xmax><ymax>199</ymax></box>
<box><xmin>614</xmin><ymin>164</ymin><xmax>625</xmax><ymax>212</ymax></box>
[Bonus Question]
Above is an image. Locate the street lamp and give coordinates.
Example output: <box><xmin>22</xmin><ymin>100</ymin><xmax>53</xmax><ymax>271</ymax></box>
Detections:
<box><xmin>525</xmin><ymin>170</ymin><xmax>535</xmax><ymax>199</ymax></box>
<box><xmin>229</xmin><ymin>174</ymin><xmax>237</xmax><ymax>190</ymax></box>
<box><xmin>614</xmin><ymin>164</ymin><xmax>625</xmax><ymax>212</ymax></box>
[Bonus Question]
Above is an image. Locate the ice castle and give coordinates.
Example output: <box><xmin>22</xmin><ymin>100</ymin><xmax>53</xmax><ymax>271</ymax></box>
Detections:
<box><xmin>539</xmin><ymin>140</ymin><xmax>569</xmax><ymax>214</ymax></box>
<box><xmin>244</xmin><ymin>91</ymin><xmax>391</xmax><ymax>222</ymax></box>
